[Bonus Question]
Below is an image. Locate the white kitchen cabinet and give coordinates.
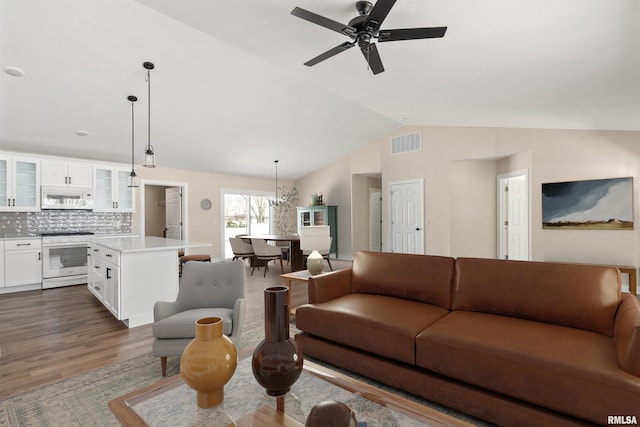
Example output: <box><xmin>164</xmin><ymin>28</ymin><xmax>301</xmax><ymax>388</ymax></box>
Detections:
<box><xmin>4</xmin><ymin>239</ymin><xmax>42</xmax><ymax>287</ymax></box>
<box><xmin>0</xmin><ymin>241</ymin><xmax>4</xmax><ymax>288</ymax></box>
<box><xmin>93</xmin><ymin>166</ymin><xmax>135</xmax><ymax>212</ymax></box>
<box><xmin>0</xmin><ymin>155</ymin><xmax>40</xmax><ymax>212</ymax></box>
<box><xmin>86</xmin><ymin>237</ymin><xmax>209</xmax><ymax>327</ymax></box>
<box><xmin>41</xmin><ymin>159</ymin><xmax>92</xmax><ymax>188</ymax></box>
<box><xmin>87</xmin><ymin>243</ymin><xmax>120</xmax><ymax>317</ymax></box>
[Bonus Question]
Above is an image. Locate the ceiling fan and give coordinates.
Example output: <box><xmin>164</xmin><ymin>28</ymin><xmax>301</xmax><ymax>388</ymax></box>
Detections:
<box><xmin>291</xmin><ymin>0</ymin><xmax>447</xmax><ymax>75</ymax></box>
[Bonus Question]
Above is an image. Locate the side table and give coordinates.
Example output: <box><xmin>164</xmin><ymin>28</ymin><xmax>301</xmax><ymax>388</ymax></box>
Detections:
<box><xmin>280</xmin><ymin>270</ymin><xmax>316</xmax><ymax>315</ymax></box>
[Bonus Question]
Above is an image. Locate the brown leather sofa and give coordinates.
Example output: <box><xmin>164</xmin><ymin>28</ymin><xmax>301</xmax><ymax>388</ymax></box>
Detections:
<box><xmin>295</xmin><ymin>251</ymin><xmax>640</xmax><ymax>426</ymax></box>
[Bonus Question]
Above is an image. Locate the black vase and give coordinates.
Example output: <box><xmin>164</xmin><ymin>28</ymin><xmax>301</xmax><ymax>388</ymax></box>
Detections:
<box><xmin>252</xmin><ymin>286</ymin><xmax>303</xmax><ymax>396</ymax></box>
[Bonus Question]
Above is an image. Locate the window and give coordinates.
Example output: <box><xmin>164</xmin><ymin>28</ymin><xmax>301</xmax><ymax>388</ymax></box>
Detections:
<box><xmin>222</xmin><ymin>191</ymin><xmax>273</xmax><ymax>258</ymax></box>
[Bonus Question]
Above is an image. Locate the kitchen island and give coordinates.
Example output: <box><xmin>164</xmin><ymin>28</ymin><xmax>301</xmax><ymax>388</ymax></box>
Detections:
<box><xmin>87</xmin><ymin>236</ymin><xmax>211</xmax><ymax>328</ymax></box>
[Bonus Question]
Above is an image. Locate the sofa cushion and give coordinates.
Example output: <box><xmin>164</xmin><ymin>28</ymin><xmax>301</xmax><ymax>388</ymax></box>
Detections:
<box><xmin>296</xmin><ymin>294</ymin><xmax>449</xmax><ymax>365</ymax></box>
<box><xmin>352</xmin><ymin>251</ymin><xmax>455</xmax><ymax>309</ymax></box>
<box><xmin>454</xmin><ymin>257</ymin><xmax>621</xmax><ymax>335</ymax></box>
<box><xmin>152</xmin><ymin>308</ymin><xmax>234</xmax><ymax>338</ymax></box>
<box><xmin>416</xmin><ymin>311</ymin><xmax>640</xmax><ymax>424</ymax></box>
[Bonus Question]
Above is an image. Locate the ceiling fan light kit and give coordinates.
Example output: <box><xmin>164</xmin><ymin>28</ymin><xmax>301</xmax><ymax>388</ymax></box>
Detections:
<box><xmin>291</xmin><ymin>0</ymin><xmax>447</xmax><ymax>75</ymax></box>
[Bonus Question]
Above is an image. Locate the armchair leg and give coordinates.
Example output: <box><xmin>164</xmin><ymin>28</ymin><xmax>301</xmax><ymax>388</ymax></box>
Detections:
<box><xmin>279</xmin><ymin>258</ymin><xmax>284</xmax><ymax>274</ymax></box>
<box><xmin>161</xmin><ymin>356</ymin><xmax>167</xmax><ymax>377</ymax></box>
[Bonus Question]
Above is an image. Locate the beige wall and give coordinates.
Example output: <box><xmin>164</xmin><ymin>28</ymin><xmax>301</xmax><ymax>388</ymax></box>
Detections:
<box><xmin>295</xmin><ymin>156</ymin><xmax>352</xmax><ymax>258</ymax></box>
<box><xmin>133</xmin><ymin>166</ymin><xmax>291</xmax><ymax>259</ymax></box>
<box><xmin>449</xmin><ymin>159</ymin><xmax>497</xmax><ymax>258</ymax></box>
<box><xmin>295</xmin><ymin>125</ymin><xmax>640</xmax><ymax>266</ymax></box>
<box><xmin>144</xmin><ymin>185</ymin><xmax>167</xmax><ymax>237</ymax></box>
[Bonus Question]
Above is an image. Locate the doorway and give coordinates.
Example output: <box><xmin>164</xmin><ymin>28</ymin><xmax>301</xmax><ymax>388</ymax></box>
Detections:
<box><xmin>140</xmin><ymin>180</ymin><xmax>187</xmax><ymax>240</ymax></box>
<box><xmin>497</xmin><ymin>170</ymin><xmax>529</xmax><ymax>260</ymax></box>
<box><xmin>389</xmin><ymin>179</ymin><xmax>424</xmax><ymax>254</ymax></box>
<box><xmin>369</xmin><ymin>188</ymin><xmax>382</xmax><ymax>251</ymax></box>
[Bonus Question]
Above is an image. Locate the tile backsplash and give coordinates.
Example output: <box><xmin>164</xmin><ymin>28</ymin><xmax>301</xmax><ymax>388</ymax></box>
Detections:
<box><xmin>1</xmin><ymin>211</ymin><xmax>132</xmax><ymax>235</ymax></box>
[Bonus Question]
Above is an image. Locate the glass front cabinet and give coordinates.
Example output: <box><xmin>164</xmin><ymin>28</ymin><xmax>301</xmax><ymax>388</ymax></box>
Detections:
<box><xmin>0</xmin><ymin>155</ymin><xmax>41</xmax><ymax>212</ymax></box>
<box><xmin>93</xmin><ymin>166</ymin><xmax>135</xmax><ymax>212</ymax></box>
<box><xmin>297</xmin><ymin>205</ymin><xmax>338</xmax><ymax>257</ymax></box>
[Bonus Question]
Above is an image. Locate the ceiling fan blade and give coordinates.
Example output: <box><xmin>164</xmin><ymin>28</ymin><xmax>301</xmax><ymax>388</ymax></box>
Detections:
<box><xmin>360</xmin><ymin>43</ymin><xmax>385</xmax><ymax>75</ymax></box>
<box><xmin>304</xmin><ymin>42</ymin><xmax>355</xmax><ymax>67</ymax></box>
<box><xmin>291</xmin><ymin>7</ymin><xmax>355</xmax><ymax>36</ymax></box>
<box><xmin>364</xmin><ymin>0</ymin><xmax>397</xmax><ymax>32</ymax></box>
<box><xmin>378</xmin><ymin>26</ymin><xmax>447</xmax><ymax>42</ymax></box>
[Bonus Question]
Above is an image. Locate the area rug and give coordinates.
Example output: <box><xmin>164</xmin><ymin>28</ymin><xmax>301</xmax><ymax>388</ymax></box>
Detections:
<box><xmin>0</xmin><ymin>321</ymin><xmax>266</xmax><ymax>427</ymax></box>
<box><xmin>0</xmin><ymin>321</ymin><xmax>489</xmax><ymax>426</ymax></box>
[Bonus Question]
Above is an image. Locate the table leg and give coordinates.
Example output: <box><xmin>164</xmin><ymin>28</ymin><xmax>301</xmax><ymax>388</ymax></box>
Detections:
<box><xmin>289</xmin><ymin>240</ymin><xmax>304</xmax><ymax>271</ymax></box>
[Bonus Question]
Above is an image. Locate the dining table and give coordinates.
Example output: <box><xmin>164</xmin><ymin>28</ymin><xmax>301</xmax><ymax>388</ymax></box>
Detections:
<box><xmin>242</xmin><ymin>234</ymin><xmax>304</xmax><ymax>272</ymax></box>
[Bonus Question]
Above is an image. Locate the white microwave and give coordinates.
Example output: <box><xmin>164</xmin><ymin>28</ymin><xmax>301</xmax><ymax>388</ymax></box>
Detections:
<box><xmin>41</xmin><ymin>186</ymin><xmax>94</xmax><ymax>210</ymax></box>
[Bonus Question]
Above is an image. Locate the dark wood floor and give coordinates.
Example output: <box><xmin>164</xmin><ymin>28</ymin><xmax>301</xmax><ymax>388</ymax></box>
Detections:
<box><xmin>0</xmin><ymin>259</ymin><xmax>352</xmax><ymax>399</ymax></box>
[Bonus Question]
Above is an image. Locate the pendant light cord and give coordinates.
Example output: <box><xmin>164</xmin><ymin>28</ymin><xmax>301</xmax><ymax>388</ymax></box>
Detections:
<box><xmin>146</xmin><ymin>69</ymin><xmax>151</xmax><ymax>152</ymax></box>
<box><xmin>131</xmin><ymin>100</ymin><xmax>135</xmax><ymax>168</ymax></box>
<box><xmin>275</xmin><ymin>160</ymin><xmax>279</xmax><ymax>206</ymax></box>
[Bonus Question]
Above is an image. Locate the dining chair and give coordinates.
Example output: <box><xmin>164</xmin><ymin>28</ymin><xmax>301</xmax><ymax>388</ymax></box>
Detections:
<box><xmin>229</xmin><ymin>237</ymin><xmax>254</xmax><ymax>262</ymax></box>
<box><xmin>251</xmin><ymin>238</ymin><xmax>284</xmax><ymax>277</ymax></box>
<box><xmin>299</xmin><ymin>226</ymin><xmax>333</xmax><ymax>271</ymax></box>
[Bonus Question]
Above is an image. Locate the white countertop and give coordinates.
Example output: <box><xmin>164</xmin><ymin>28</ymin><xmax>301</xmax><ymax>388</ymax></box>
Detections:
<box><xmin>89</xmin><ymin>236</ymin><xmax>211</xmax><ymax>253</ymax></box>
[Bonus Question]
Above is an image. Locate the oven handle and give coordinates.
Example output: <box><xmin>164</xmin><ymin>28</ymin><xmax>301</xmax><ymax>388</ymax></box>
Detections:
<box><xmin>43</xmin><ymin>242</ymin><xmax>90</xmax><ymax>248</ymax></box>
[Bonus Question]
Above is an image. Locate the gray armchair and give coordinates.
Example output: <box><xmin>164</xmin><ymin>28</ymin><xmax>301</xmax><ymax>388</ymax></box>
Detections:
<box><xmin>152</xmin><ymin>260</ymin><xmax>246</xmax><ymax>376</ymax></box>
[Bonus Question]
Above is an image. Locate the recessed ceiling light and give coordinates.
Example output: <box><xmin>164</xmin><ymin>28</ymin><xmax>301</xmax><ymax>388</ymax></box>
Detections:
<box><xmin>4</xmin><ymin>66</ymin><xmax>25</xmax><ymax>77</ymax></box>
<box><xmin>76</xmin><ymin>130</ymin><xmax>90</xmax><ymax>136</ymax></box>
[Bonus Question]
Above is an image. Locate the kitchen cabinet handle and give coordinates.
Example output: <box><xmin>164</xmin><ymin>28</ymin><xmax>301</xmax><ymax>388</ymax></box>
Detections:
<box><xmin>68</xmin><ymin>176</ymin><xmax>71</xmax><ymax>185</ymax></box>
<box><xmin>16</xmin><ymin>243</ymin><xmax>32</xmax><ymax>246</ymax></box>
<box><xmin>94</xmin><ymin>286</ymin><xmax>100</xmax><ymax>291</ymax></box>
<box><xmin>12</xmin><ymin>198</ymin><xmax>15</xmax><ymax>206</ymax></box>
<box><xmin>93</xmin><ymin>249</ymin><xmax>99</xmax><ymax>252</ymax></box>
<box><xmin>38</xmin><ymin>252</ymin><xmax>41</xmax><ymax>261</ymax></box>
<box><xmin>94</xmin><ymin>265</ymin><xmax>100</xmax><ymax>269</ymax></box>
<box><xmin>106</xmin><ymin>267</ymin><xmax>111</xmax><ymax>279</ymax></box>
<box><xmin>106</xmin><ymin>253</ymin><xmax>112</xmax><ymax>257</ymax></box>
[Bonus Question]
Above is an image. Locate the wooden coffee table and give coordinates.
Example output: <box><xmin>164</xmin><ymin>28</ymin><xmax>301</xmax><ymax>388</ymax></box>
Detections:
<box><xmin>109</xmin><ymin>358</ymin><xmax>475</xmax><ymax>427</ymax></box>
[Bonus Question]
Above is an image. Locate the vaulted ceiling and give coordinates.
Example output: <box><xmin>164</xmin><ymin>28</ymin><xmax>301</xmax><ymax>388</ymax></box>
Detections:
<box><xmin>1</xmin><ymin>0</ymin><xmax>638</xmax><ymax>180</ymax></box>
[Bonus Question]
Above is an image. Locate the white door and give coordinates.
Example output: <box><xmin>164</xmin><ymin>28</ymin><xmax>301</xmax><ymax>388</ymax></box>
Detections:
<box><xmin>498</xmin><ymin>172</ymin><xmax>529</xmax><ymax>260</ymax></box>
<box><xmin>165</xmin><ymin>187</ymin><xmax>182</xmax><ymax>240</ymax></box>
<box><xmin>390</xmin><ymin>179</ymin><xmax>424</xmax><ymax>254</ymax></box>
<box><xmin>369</xmin><ymin>189</ymin><xmax>382</xmax><ymax>251</ymax></box>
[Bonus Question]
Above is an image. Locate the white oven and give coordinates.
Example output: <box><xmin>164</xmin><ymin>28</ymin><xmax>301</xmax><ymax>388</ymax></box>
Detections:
<box><xmin>41</xmin><ymin>232</ymin><xmax>94</xmax><ymax>289</ymax></box>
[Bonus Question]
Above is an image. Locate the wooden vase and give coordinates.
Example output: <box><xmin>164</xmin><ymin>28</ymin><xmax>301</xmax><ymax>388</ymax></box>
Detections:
<box><xmin>252</xmin><ymin>286</ymin><xmax>303</xmax><ymax>396</ymax></box>
<box><xmin>180</xmin><ymin>317</ymin><xmax>237</xmax><ymax>408</ymax></box>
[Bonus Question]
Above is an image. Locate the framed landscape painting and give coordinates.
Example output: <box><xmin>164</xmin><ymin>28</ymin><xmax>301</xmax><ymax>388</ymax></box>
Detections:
<box><xmin>542</xmin><ymin>177</ymin><xmax>633</xmax><ymax>230</ymax></box>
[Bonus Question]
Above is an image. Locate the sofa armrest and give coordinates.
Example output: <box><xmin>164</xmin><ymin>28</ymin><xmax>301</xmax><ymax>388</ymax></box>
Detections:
<box><xmin>614</xmin><ymin>293</ymin><xmax>640</xmax><ymax>376</ymax></box>
<box><xmin>308</xmin><ymin>268</ymin><xmax>353</xmax><ymax>304</ymax></box>
<box><xmin>153</xmin><ymin>300</ymin><xmax>181</xmax><ymax>322</ymax></box>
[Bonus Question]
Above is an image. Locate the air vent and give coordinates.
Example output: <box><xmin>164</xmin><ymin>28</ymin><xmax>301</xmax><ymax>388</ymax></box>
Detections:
<box><xmin>391</xmin><ymin>132</ymin><xmax>422</xmax><ymax>154</ymax></box>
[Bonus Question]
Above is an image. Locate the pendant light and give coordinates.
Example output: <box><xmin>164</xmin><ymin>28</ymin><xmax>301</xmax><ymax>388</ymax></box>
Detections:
<box><xmin>127</xmin><ymin>95</ymin><xmax>139</xmax><ymax>188</ymax></box>
<box><xmin>143</xmin><ymin>61</ymin><xmax>156</xmax><ymax>167</ymax></box>
<box><xmin>270</xmin><ymin>160</ymin><xmax>279</xmax><ymax>206</ymax></box>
